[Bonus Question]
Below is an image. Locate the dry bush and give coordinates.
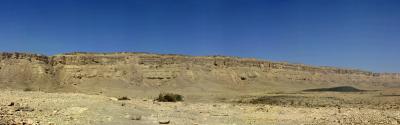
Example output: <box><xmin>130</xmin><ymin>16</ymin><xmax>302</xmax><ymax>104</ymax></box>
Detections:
<box><xmin>23</xmin><ymin>88</ymin><xmax>33</xmax><ymax>92</ymax></box>
<box><xmin>156</xmin><ymin>93</ymin><xmax>184</xmax><ymax>102</ymax></box>
<box><xmin>118</xmin><ymin>96</ymin><xmax>131</xmax><ymax>100</ymax></box>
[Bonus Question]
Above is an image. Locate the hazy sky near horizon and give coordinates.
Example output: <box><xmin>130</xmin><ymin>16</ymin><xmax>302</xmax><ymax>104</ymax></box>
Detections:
<box><xmin>0</xmin><ymin>0</ymin><xmax>399</xmax><ymax>72</ymax></box>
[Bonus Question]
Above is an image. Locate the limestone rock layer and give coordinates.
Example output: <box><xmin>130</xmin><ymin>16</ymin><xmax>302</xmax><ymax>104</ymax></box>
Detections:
<box><xmin>0</xmin><ymin>52</ymin><xmax>399</xmax><ymax>95</ymax></box>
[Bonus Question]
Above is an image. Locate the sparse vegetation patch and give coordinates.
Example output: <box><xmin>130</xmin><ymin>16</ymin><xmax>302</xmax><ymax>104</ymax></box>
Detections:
<box><xmin>23</xmin><ymin>88</ymin><xmax>33</xmax><ymax>92</ymax></box>
<box><xmin>118</xmin><ymin>96</ymin><xmax>131</xmax><ymax>100</ymax></box>
<box><xmin>156</xmin><ymin>93</ymin><xmax>184</xmax><ymax>102</ymax></box>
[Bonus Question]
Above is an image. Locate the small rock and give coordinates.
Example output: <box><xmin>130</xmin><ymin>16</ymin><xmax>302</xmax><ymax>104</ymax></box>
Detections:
<box><xmin>109</xmin><ymin>97</ymin><xmax>118</xmax><ymax>101</ymax></box>
<box><xmin>61</xmin><ymin>107</ymin><xmax>88</xmax><ymax>115</ymax></box>
<box><xmin>124</xmin><ymin>114</ymin><xmax>131</xmax><ymax>118</ymax></box>
<box><xmin>124</xmin><ymin>114</ymin><xmax>141</xmax><ymax>120</ymax></box>
<box><xmin>159</xmin><ymin>120</ymin><xmax>170</xmax><ymax>124</ymax></box>
<box><xmin>8</xmin><ymin>102</ymin><xmax>15</xmax><ymax>106</ymax></box>
<box><xmin>15</xmin><ymin>107</ymin><xmax>34</xmax><ymax>112</ymax></box>
<box><xmin>106</xmin><ymin>116</ymin><xmax>113</xmax><ymax>121</ymax></box>
<box><xmin>26</xmin><ymin>119</ymin><xmax>34</xmax><ymax>124</ymax></box>
<box><xmin>131</xmin><ymin>115</ymin><xmax>142</xmax><ymax>120</ymax></box>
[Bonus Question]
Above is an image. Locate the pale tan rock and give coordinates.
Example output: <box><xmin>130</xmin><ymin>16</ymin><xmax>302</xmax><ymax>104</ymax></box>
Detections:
<box><xmin>1</xmin><ymin>52</ymin><xmax>399</xmax><ymax>96</ymax></box>
<box><xmin>60</xmin><ymin>107</ymin><xmax>88</xmax><ymax>115</ymax></box>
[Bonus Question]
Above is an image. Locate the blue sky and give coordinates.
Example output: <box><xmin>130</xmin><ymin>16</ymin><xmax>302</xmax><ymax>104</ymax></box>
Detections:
<box><xmin>0</xmin><ymin>0</ymin><xmax>399</xmax><ymax>72</ymax></box>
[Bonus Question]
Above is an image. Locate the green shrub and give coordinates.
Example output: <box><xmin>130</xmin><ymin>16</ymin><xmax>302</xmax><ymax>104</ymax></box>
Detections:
<box><xmin>156</xmin><ymin>93</ymin><xmax>184</xmax><ymax>102</ymax></box>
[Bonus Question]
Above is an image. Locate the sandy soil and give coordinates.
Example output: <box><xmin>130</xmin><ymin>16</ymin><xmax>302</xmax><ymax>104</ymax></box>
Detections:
<box><xmin>1</xmin><ymin>89</ymin><xmax>400</xmax><ymax>125</ymax></box>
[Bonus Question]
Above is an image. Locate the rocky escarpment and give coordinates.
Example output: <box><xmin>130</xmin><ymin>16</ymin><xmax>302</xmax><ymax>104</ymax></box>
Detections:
<box><xmin>0</xmin><ymin>52</ymin><xmax>399</xmax><ymax>95</ymax></box>
<box><xmin>0</xmin><ymin>53</ymin><xmax>54</xmax><ymax>90</ymax></box>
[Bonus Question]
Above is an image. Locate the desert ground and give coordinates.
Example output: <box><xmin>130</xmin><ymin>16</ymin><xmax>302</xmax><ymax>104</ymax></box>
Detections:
<box><xmin>1</xmin><ymin>87</ymin><xmax>400</xmax><ymax>125</ymax></box>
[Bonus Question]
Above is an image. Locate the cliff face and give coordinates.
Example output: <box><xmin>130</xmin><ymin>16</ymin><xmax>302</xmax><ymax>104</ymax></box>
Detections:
<box><xmin>0</xmin><ymin>53</ymin><xmax>54</xmax><ymax>90</ymax></box>
<box><xmin>0</xmin><ymin>52</ymin><xmax>399</xmax><ymax>95</ymax></box>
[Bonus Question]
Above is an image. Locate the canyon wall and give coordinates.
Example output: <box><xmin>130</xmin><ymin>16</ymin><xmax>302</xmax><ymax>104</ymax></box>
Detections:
<box><xmin>1</xmin><ymin>52</ymin><xmax>399</xmax><ymax>95</ymax></box>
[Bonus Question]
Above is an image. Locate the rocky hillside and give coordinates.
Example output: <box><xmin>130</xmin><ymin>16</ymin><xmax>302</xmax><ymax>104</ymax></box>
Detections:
<box><xmin>0</xmin><ymin>52</ymin><xmax>399</xmax><ymax>96</ymax></box>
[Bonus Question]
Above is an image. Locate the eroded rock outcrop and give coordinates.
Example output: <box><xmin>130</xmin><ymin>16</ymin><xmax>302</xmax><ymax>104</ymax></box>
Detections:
<box><xmin>0</xmin><ymin>52</ymin><xmax>399</xmax><ymax>95</ymax></box>
<box><xmin>0</xmin><ymin>53</ymin><xmax>54</xmax><ymax>90</ymax></box>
